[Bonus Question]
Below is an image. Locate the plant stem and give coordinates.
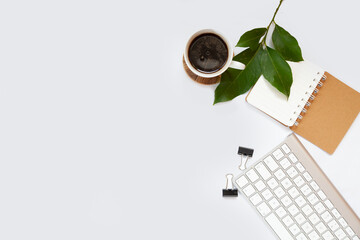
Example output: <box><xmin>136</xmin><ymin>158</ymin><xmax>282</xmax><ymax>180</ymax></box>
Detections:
<box><xmin>261</xmin><ymin>0</ymin><xmax>284</xmax><ymax>45</ymax></box>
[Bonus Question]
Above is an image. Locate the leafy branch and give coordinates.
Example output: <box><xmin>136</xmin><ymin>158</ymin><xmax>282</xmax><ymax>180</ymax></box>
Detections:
<box><xmin>262</xmin><ymin>0</ymin><xmax>284</xmax><ymax>45</ymax></box>
<box><xmin>214</xmin><ymin>0</ymin><xmax>303</xmax><ymax>104</ymax></box>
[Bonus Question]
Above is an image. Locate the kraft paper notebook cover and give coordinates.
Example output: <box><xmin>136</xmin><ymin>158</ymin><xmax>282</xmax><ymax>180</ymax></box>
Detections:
<box><xmin>246</xmin><ymin>61</ymin><xmax>360</xmax><ymax>154</ymax></box>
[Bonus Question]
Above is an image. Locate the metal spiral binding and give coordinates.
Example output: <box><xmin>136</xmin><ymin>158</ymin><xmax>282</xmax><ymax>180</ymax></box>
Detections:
<box><xmin>293</xmin><ymin>74</ymin><xmax>327</xmax><ymax>127</ymax></box>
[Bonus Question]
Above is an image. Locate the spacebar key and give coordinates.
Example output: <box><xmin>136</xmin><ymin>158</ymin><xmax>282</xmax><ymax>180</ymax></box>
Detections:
<box><xmin>265</xmin><ymin>213</ymin><xmax>293</xmax><ymax>240</ymax></box>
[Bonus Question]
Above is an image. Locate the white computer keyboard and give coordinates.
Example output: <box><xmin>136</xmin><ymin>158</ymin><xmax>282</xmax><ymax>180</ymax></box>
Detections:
<box><xmin>234</xmin><ymin>134</ymin><xmax>360</xmax><ymax>240</ymax></box>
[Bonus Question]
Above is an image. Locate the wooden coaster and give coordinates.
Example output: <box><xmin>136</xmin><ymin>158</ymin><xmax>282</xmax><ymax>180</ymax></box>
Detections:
<box><xmin>182</xmin><ymin>56</ymin><xmax>220</xmax><ymax>85</ymax></box>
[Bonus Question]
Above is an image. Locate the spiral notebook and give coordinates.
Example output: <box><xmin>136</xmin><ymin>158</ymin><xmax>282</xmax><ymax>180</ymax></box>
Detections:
<box><xmin>246</xmin><ymin>61</ymin><xmax>360</xmax><ymax>154</ymax></box>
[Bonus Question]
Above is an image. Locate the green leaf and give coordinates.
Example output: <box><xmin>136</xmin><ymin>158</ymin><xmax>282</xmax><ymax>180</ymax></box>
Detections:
<box><xmin>272</xmin><ymin>24</ymin><xmax>303</xmax><ymax>62</ymax></box>
<box><xmin>233</xmin><ymin>47</ymin><xmax>258</xmax><ymax>65</ymax></box>
<box><xmin>213</xmin><ymin>68</ymin><xmax>242</xmax><ymax>104</ymax></box>
<box><xmin>261</xmin><ymin>46</ymin><xmax>293</xmax><ymax>98</ymax></box>
<box><xmin>236</xmin><ymin>28</ymin><xmax>267</xmax><ymax>50</ymax></box>
<box><xmin>214</xmin><ymin>47</ymin><xmax>264</xmax><ymax>104</ymax></box>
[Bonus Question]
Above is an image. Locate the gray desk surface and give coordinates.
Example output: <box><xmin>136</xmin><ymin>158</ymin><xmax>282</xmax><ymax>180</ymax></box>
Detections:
<box><xmin>0</xmin><ymin>0</ymin><xmax>359</xmax><ymax>239</ymax></box>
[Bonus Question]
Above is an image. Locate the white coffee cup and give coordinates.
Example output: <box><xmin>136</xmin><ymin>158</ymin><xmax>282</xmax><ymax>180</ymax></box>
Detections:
<box><xmin>184</xmin><ymin>29</ymin><xmax>238</xmax><ymax>78</ymax></box>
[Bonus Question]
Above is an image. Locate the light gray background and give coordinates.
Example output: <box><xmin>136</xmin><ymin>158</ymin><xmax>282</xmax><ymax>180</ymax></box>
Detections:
<box><xmin>0</xmin><ymin>0</ymin><xmax>359</xmax><ymax>239</ymax></box>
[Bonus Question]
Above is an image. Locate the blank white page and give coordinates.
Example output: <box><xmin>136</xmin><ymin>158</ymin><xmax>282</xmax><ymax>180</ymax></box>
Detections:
<box><xmin>246</xmin><ymin>61</ymin><xmax>324</xmax><ymax>127</ymax></box>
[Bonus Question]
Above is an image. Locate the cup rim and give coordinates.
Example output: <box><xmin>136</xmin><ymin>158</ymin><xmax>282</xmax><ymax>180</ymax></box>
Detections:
<box><xmin>184</xmin><ymin>29</ymin><xmax>233</xmax><ymax>78</ymax></box>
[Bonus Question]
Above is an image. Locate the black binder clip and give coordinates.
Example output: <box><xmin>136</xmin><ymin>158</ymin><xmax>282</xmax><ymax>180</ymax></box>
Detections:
<box><xmin>238</xmin><ymin>146</ymin><xmax>254</xmax><ymax>170</ymax></box>
<box><xmin>222</xmin><ymin>174</ymin><xmax>238</xmax><ymax>197</ymax></box>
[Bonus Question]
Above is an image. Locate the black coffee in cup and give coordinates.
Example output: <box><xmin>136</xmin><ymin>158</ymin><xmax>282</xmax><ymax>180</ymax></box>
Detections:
<box><xmin>188</xmin><ymin>33</ymin><xmax>229</xmax><ymax>74</ymax></box>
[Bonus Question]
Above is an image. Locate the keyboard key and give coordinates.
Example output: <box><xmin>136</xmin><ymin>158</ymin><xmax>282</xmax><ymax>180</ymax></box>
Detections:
<box><xmin>331</xmin><ymin>209</ymin><xmax>340</xmax><ymax>219</ymax></box>
<box><xmin>294</xmin><ymin>176</ymin><xmax>305</xmax><ymax>187</ymax></box>
<box><xmin>328</xmin><ymin>219</ymin><xmax>339</xmax><ymax>231</ymax></box>
<box><xmin>310</xmin><ymin>181</ymin><xmax>319</xmax><ymax>191</ymax></box>
<box><xmin>295</xmin><ymin>162</ymin><xmax>305</xmax><ymax>172</ymax></box>
<box><xmin>274</xmin><ymin>187</ymin><xmax>285</xmax><ymax>198</ymax></box>
<box><xmin>263</xmin><ymin>156</ymin><xmax>279</xmax><ymax>171</ymax></box>
<box><xmin>308</xmin><ymin>231</ymin><xmax>319</xmax><ymax>240</ymax></box>
<box><xmin>296</xmin><ymin>233</ymin><xmax>307</xmax><ymax>240</ymax></box>
<box><xmin>324</xmin><ymin>199</ymin><xmax>334</xmax><ymax>209</ymax></box>
<box><xmin>281</xmin><ymin>195</ymin><xmax>292</xmax><ymax>207</ymax></box>
<box><xmin>268</xmin><ymin>198</ymin><xmax>280</xmax><ymax>209</ymax></box>
<box><xmin>315</xmin><ymin>222</ymin><xmax>327</xmax><ymax>234</ymax></box>
<box><xmin>303</xmin><ymin>172</ymin><xmax>312</xmax><ymax>181</ymax></box>
<box><xmin>346</xmin><ymin>227</ymin><xmax>355</xmax><ymax>237</ymax></box>
<box><xmin>250</xmin><ymin>193</ymin><xmax>262</xmax><ymax>206</ymax></box>
<box><xmin>321</xmin><ymin>211</ymin><xmax>332</xmax><ymax>223</ymax></box>
<box><xmin>322</xmin><ymin>231</ymin><xmax>334</xmax><ymax>240</ymax></box>
<box><xmin>255</xmin><ymin>180</ymin><xmax>266</xmax><ymax>191</ymax></box>
<box><xmin>309</xmin><ymin>213</ymin><xmax>320</xmax><ymax>224</ymax></box>
<box><xmin>338</xmin><ymin>218</ymin><xmax>348</xmax><ymax>227</ymax></box>
<box><xmin>288</xmin><ymin>204</ymin><xmax>299</xmax><ymax>216</ymax></box>
<box><xmin>288</xmin><ymin>187</ymin><xmax>300</xmax><ymax>198</ymax></box>
<box><xmin>317</xmin><ymin>190</ymin><xmax>326</xmax><ymax>200</ymax></box>
<box><xmin>300</xmin><ymin>184</ymin><xmax>312</xmax><ymax>196</ymax></box>
<box><xmin>301</xmin><ymin>222</ymin><xmax>313</xmax><ymax>233</ymax></box>
<box><xmin>275</xmin><ymin>207</ymin><xmax>287</xmax><ymax>218</ymax></box>
<box><xmin>335</xmin><ymin>229</ymin><xmax>346</xmax><ymax>239</ymax></box>
<box><xmin>288</xmin><ymin>153</ymin><xmax>298</xmax><ymax>163</ymax></box>
<box><xmin>280</xmin><ymin>158</ymin><xmax>291</xmax><ymax>169</ymax></box>
<box><xmin>243</xmin><ymin>185</ymin><xmax>256</xmax><ymax>197</ymax></box>
<box><xmin>265</xmin><ymin>213</ymin><xmax>293</xmax><ymax>240</ymax></box>
<box><xmin>294</xmin><ymin>213</ymin><xmax>306</xmax><ymax>225</ymax></box>
<box><xmin>257</xmin><ymin>202</ymin><xmax>271</xmax><ymax>216</ymax></box>
<box><xmin>273</xmin><ymin>149</ymin><xmax>284</xmax><ymax>160</ymax></box>
<box><xmin>261</xmin><ymin>189</ymin><xmax>273</xmax><ymax>200</ymax></box>
<box><xmin>302</xmin><ymin>204</ymin><xmax>313</xmax><ymax>216</ymax></box>
<box><xmin>314</xmin><ymin>202</ymin><xmax>326</xmax><ymax>214</ymax></box>
<box><xmin>281</xmin><ymin>178</ymin><xmax>292</xmax><ymax>189</ymax></box>
<box><xmin>295</xmin><ymin>196</ymin><xmax>306</xmax><ymax>207</ymax></box>
<box><xmin>267</xmin><ymin>178</ymin><xmax>278</xmax><ymax>189</ymax></box>
<box><xmin>307</xmin><ymin>193</ymin><xmax>319</xmax><ymax>205</ymax></box>
<box><xmin>246</xmin><ymin>169</ymin><xmax>259</xmax><ymax>182</ymax></box>
<box><xmin>281</xmin><ymin>144</ymin><xmax>291</xmax><ymax>153</ymax></box>
<box><xmin>236</xmin><ymin>176</ymin><xmax>248</xmax><ymax>188</ymax></box>
<box><xmin>289</xmin><ymin>224</ymin><xmax>300</xmax><ymax>235</ymax></box>
<box><xmin>255</xmin><ymin>163</ymin><xmax>271</xmax><ymax>180</ymax></box>
<box><xmin>282</xmin><ymin>215</ymin><xmax>294</xmax><ymax>226</ymax></box>
<box><xmin>274</xmin><ymin>169</ymin><xmax>286</xmax><ymax>180</ymax></box>
<box><xmin>286</xmin><ymin>167</ymin><xmax>298</xmax><ymax>178</ymax></box>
